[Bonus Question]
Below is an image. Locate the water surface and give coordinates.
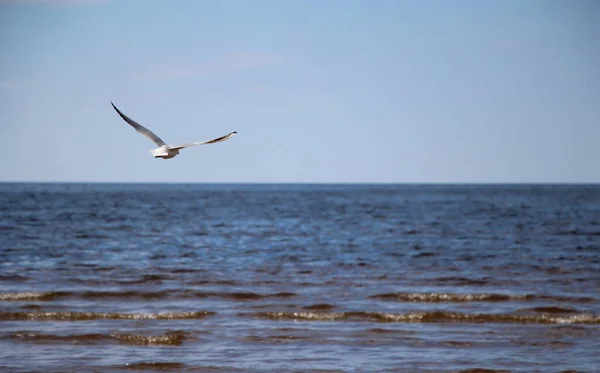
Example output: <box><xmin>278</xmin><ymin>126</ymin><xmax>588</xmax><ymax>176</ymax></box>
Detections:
<box><xmin>1</xmin><ymin>183</ymin><xmax>599</xmax><ymax>372</ymax></box>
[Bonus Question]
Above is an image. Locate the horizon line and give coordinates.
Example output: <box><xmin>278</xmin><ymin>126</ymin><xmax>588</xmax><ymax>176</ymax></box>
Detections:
<box><xmin>1</xmin><ymin>181</ymin><xmax>599</xmax><ymax>185</ymax></box>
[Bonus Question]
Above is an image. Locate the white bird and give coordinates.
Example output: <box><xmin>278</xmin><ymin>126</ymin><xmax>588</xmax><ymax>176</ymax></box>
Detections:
<box><xmin>111</xmin><ymin>102</ymin><xmax>237</xmax><ymax>159</ymax></box>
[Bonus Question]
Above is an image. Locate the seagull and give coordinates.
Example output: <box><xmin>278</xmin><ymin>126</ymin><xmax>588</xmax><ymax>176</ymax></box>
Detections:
<box><xmin>111</xmin><ymin>102</ymin><xmax>237</xmax><ymax>159</ymax></box>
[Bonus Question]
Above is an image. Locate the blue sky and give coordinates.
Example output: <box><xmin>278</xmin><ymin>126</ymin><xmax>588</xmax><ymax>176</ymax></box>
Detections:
<box><xmin>0</xmin><ymin>0</ymin><xmax>598</xmax><ymax>183</ymax></box>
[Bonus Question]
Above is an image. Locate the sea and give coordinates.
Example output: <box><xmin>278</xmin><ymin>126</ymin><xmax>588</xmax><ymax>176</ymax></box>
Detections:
<box><xmin>0</xmin><ymin>183</ymin><xmax>599</xmax><ymax>373</ymax></box>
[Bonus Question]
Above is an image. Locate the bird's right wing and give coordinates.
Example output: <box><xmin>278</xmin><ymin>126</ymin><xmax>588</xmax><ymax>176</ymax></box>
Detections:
<box><xmin>170</xmin><ymin>131</ymin><xmax>237</xmax><ymax>150</ymax></box>
<box><xmin>111</xmin><ymin>102</ymin><xmax>166</xmax><ymax>147</ymax></box>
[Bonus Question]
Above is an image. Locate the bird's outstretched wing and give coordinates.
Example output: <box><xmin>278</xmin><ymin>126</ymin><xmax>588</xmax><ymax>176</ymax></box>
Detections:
<box><xmin>111</xmin><ymin>102</ymin><xmax>167</xmax><ymax>147</ymax></box>
<box><xmin>170</xmin><ymin>131</ymin><xmax>237</xmax><ymax>150</ymax></box>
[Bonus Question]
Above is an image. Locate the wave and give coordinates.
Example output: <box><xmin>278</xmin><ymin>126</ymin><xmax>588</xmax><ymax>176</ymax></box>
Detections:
<box><xmin>76</xmin><ymin>291</ymin><xmax>171</xmax><ymax>300</ymax></box>
<box><xmin>124</xmin><ymin>362</ymin><xmax>186</xmax><ymax>370</ymax></box>
<box><xmin>0</xmin><ymin>290</ymin><xmax>296</xmax><ymax>301</ymax></box>
<box><xmin>369</xmin><ymin>292</ymin><xmax>596</xmax><ymax>303</ymax></box>
<box><xmin>557</xmin><ymin>229</ymin><xmax>600</xmax><ymax>236</ymax></box>
<box><xmin>74</xmin><ymin>232</ymin><xmax>110</xmax><ymax>239</ymax></box>
<box><xmin>7</xmin><ymin>332</ymin><xmax>107</xmax><ymax>343</ymax></box>
<box><xmin>370</xmin><ymin>292</ymin><xmax>520</xmax><ymax>302</ymax></box>
<box><xmin>6</xmin><ymin>330</ymin><xmax>189</xmax><ymax>346</ymax></box>
<box><xmin>188</xmin><ymin>280</ymin><xmax>238</xmax><ymax>286</ymax></box>
<box><xmin>243</xmin><ymin>335</ymin><xmax>308</xmax><ymax>343</ymax></box>
<box><xmin>0</xmin><ymin>310</ymin><xmax>215</xmax><ymax>321</ymax></box>
<box><xmin>201</xmin><ymin>291</ymin><xmax>296</xmax><ymax>301</ymax></box>
<box><xmin>0</xmin><ymin>292</ymin><xmax>69</xmax><ymax>301</ymax></box>
<box><xmin>524</xmin><ymin>306</ymin><xmax>580</xmax><ymax>314</ymax></box>
<box><xmin>116</xmin><ymin>362</ymin><xmax>244</xmax><ymax>372</ymax></box>
<box><xmin>110</xmin><ymin>331</ymin><xmax>189</xmax><ymax>346</ymax></box>
<box><xmin>119</xmin><ymin>274</ymin><xmax>175</xmax><ymax>284</ymax></box>
<box><xmin>303</xmin><ymin>304</ymin><xmax>336</xmax><ymax>310</ymax></box>
<box><xmin>0</xmin><ymin>274</ymin><xmax>29</xmax><ymax>281</ymax></box>
<box><xmin>247</xmin><ymin>311</ymin><xmax>600</xmax><ymax>324</ymax></box>
<box><xmin>429</xmin><ymin>276</ymin><xmax>490</xmax><ymax>286</ymax></box>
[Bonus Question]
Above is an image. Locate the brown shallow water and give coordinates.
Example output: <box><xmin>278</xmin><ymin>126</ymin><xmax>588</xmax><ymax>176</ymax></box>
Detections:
<box><xmin>1</xmin><ymin>183</ymin><xmax>599</xmax><ymax>372</ymax></box>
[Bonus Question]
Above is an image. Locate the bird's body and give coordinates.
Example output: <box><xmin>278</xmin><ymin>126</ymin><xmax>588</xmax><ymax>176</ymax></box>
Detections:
<box><xmin>150</xmin><ymin>145</ymin><xmax>180</xmax><ymax>159</ymax></box>
<box><xmin>110</xmin><ymin>102</ymin><xmax>237</xmax><ymax>159</ymax></box>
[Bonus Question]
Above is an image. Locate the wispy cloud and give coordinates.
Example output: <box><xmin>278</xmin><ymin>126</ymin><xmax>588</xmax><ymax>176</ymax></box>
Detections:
<box><xmin>0</xmin><ymin>80</ymin><xmax>28</xmax><ymax>88</ymax></box>
<box><xmin>133</xmin><ymin>53</ymin><xmax>282</xmax><ymax>82</ymax></box>
<box><xmin>0</xmin><ymin>0</ymin><xmax>109</xmax><ymax>5</ymax></box>
<box><xmin>244</xmin><ymin>85</ymin><xmax>275</xmax><ymax>95</ymax></box>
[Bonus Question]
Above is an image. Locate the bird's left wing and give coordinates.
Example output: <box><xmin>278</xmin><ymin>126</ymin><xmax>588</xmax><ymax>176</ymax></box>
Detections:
<box><xmin>170</xmin><ymin>131</ymin><xmax>237</xmax><ymax>150</ymax></box>
<box><xmin>111</xmin><ymin>102</ymin><xmax>167</xmax><ymax>147</ymax></box>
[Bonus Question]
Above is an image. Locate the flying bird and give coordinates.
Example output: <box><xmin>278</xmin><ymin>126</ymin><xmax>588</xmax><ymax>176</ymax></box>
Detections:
<box><xmin>111</xmin><ymin>102</ymin><xmax>237</xmax><ymax>159</ymax></box>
